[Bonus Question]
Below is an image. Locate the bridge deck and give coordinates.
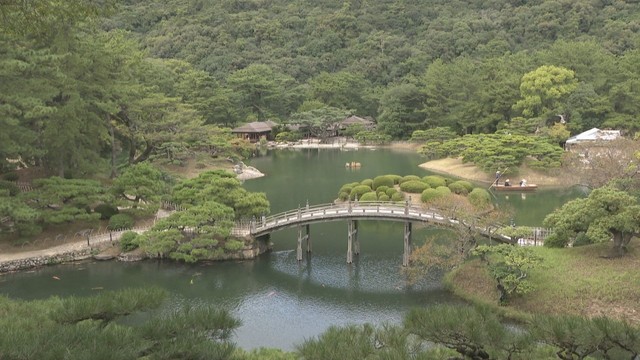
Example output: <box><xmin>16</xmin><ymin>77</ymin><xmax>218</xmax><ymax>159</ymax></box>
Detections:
<box><xmin>235</xmin><ymin>202</ymin><xmax>511</xmax><ymax>243</ymax></box>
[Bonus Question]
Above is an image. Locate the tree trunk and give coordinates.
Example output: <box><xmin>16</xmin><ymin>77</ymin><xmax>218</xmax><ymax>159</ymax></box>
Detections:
<box><xmin>132</xmin><ymin>141</ymin><xmax>154</xmax><ymax>164</ymax></box>
<box><xmin>109</xmin><ymin>117</ymin><xmax>117</xmax><ymax>178</ymax></box>
<box><xmin>610</xmin><ymin>231</ymin><xmax>631</xmax><ymax>258</ymax></box>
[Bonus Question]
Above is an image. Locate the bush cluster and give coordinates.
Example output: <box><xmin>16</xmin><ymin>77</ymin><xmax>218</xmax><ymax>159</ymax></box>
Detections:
<box><xmin>119</xmin><ymin>231</ymin><xmax>140</xmax><ymax>252</ymax></box>
<box><xmin>108</xmin><ymin>214</ymin><xmax>135</xmax><ymax>230</ymax></box>
<box><xmin>94</xmin><ymin>203</ymin><xmax>119</xmax><ymax>220</ymax></box>
<box><xmin>400</xmin><ymin>180</ymin><xmax>429</xmax><ymax>193</ymax></box>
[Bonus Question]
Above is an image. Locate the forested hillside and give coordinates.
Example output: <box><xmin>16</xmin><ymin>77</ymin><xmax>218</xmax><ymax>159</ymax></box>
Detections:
<box><xmin>1</xmin><ymin>0</ymin><xmax>640</xmax><ymax>175</ymax></box>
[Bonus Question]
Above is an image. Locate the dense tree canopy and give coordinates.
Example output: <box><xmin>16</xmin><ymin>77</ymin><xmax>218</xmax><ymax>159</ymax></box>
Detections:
<box><xmin>543</xmin><ymin>186</ymin><xmax>640</xmax><ymax>257</ymax></box>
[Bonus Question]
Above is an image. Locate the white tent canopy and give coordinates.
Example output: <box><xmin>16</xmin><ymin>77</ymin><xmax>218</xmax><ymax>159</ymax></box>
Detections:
<box><xmin>565</xmin><ymin>128</ymin><xmax>621</xmax><ymax>145</ymax></box>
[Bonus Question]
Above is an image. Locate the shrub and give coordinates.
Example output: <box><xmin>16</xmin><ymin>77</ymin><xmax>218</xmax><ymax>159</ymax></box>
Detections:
<box><xmin>376</xmin><ymin>186</ymin><xmax>390</xmax><ymax>196</ymax></box>
<box><xmin>385</xmin><ymin>174</ymin><xmax>402</xmax><ymax>184</ymax></box>
<box><xmin>2</xmin><ymin>172</ymin><xmax>19</xmax><ymax>181</ymax></box>
<box><xmin>421</xmin><ymin>189</ymin><xmax>440</xmax><ymax>203</ymax></box>
<box><xmin>399</xmin><ymin>175</ymin><xmax>421</xmax><ymax>184</ymax></box>
<box><xmin>468</xmin><ymin>188</ymin><xmax>492</xmax><ymax>209</ymax></box>
<box><xmin>0</xmin><ymin>180</ymin><xmax>19</xmax><ymax>196</ymax></box>
<box><xmin>450</xmin><ymin>180</ymin><xmax>474</xmax><ymax>194</ymax></box>
<box><xmin>372</xmin><ymin>175</ymin><xmax>395</xmax><ymax>190</ymax></box>
<box><xmin>386</xmin><ymin>188</ymin><xmax>398</xmax><ymax>197</ymax></box>
<box><xmin>339</xmin><ymin>182</ymin><xmax>360</xmax><ymax>195</ymax></box>
<box><xmin>422</xmin><ymin>175</ymin><xmax>447</xmax><ymax>188</ymax></box>
<box><xmin>94</xmin><ymin>203</ymin><xmax>119</xmax><ymax>220</ymax></box>
<box><xmin>119</xmin><ymin>231</ymin><xmax>139</xmax><ymax>252</ymax></box>
<box><xmin>400</xmin><ymin>180</ymin><xmax>429</xmax><ymax>193</ymax></box>
<box><xmin>360</xmin><ymin>179</ymin><xmax>374</xmax><ymax>188</ymax></box>
<box><xmin>391</xmin><ymin>192</ymin><xmax>405</xmax><ymax>202</ymax></box>
<box><xmin>448</xmin><ymin>181</ymin><xmax>469</xmax><ymax>195</ymax></box>
<box><xmin>435</xmin><ymin>186</ymin><xmax>452</xmax><ymax>196</ymax></box>
<box><xmin>108</xmin><ymin>214</ymin><xmax>135</xmax><ymax>230</ymax></box>
<box><xmin>378</xmin><ymin>194</ymin><xmax>390</xmax><ymax>201</ymax></box>
<box><xmin>224</xmin><ymin>239</ymin><xmax>245</xmax><ymax>252</ymax></box>
<box><xmin>338</xmin><ymin>191</ymin><xmax>350</xmax><ymax>201</ymax></box>
<box><xmin>359</xmin><ymin>192</ymin><xmax>378</xmax><ymax>202</ymax></box>
<box><xmin>349</xmin><ymin>185</ymin><xmax>373</xmax><ymax>200</ymax></box>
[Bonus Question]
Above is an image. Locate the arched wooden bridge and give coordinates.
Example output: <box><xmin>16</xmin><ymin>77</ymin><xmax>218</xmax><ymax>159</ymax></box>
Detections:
<box><xmin>234</xmin><ymin>201</ymin><xmax>512</xmax><ymax>266</ymax></box>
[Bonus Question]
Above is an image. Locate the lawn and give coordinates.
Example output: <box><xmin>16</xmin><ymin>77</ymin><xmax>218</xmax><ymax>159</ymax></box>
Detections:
<box><xmin>447</xmin><ymin>240</ymin><xmax>640</xmax><ymax>324</ymax></box>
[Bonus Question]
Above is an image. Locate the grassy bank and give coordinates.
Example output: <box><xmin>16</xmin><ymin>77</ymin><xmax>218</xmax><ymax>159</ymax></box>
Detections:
<box><xmin>446</xmin><ymin>241</ymin><xmax>640</xmax><ymax>324</ymax></box>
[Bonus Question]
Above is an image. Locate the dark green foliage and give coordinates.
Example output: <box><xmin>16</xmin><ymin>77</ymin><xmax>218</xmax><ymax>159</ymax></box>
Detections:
<box><xmin>338</xmin><ymin>191</ymin><xmax>349</xmax><ymax>201</ymax></box>
<box><xmin>411</xmin><ymin>127</ymin><xmax>457</xmax><ymax>142</ymax></box>
<box><xmin>2</xmin><ymin>172</ymin><xmax>19</xmax><ymax>181</ymax></box>
<box><xmin>372</xmin><ymin>175</ymin><xmax>395</xmax><ymax>190</ymax></box>
<box><xmin>399</xmin><ymin>180</ymin><xmax>429</xmax><ymax>194</ymax></box>
<box><xmin>94</xmin><ymin>203</ymin><xmax>119</xmax><ymax>220</ymax></box>
<box><xmin>349</xmin><ymin>185</ymin><xmax>372</xmax><ymax>200</ymax></box>
<box><xmin>108</xmin><ymin>214</ymin><xmax>134</xmax><ymax>230</ymax></box>
<box><xmin>543</xmin><ymin>186</ymin><xmax>640</xmax><ymax>256</ymax></box>
<box><xmin>119</xmin><ymin>231</ymin><xmax>139</xmax><ymax>252</ymax></box>
<box><xmin>422</xmin><ymin>175</ymin><xmax>447</xmax><ymax>188</ymax></box>
<box><xmin>0</xmin><ymin>180</ymin><xmax>19</xmax><ymax>196</ymax></box>
<box><xmin>399</xmin><ymin>175</ymin><xmax>421</xmax><ymax>184</ymax></box>
<box><xmin>359</xmin><ymin>192</ymin><xmax>378</xmax><ymax>202</ymax></box>
<box><xmin>432</xmin><ymin>134</ymin><xmax>563</xmax><ymax>172</ymax></box>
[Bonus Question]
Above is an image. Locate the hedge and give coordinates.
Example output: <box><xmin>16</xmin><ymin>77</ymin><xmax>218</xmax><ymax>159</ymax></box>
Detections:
<box><xmin>349</xmin><ymin>185</ymin><xmax>373</xmax><ymax>200</ymax></box>
<box><xmin>448</xmin><ymin>181</ymin><xmax>470</xmax><ymax>195</ymax></box>
<box><xmin>400</xmin><ymin>180</ymin><xmax>429</xmax><ymax>193</ymax></box>
<box><xmin>94</xmin><ymin>203</ymin><xmax>119</xmax><ymax>220</ymax></box>
<box><xmin>119</xmin><ymin>231</ymin><xmax>140</xmax><ymax>252</ymax></box>
<box><xmin>399</xmin><ymin>175</ymin><xmax>422</xmax><ymax>184</ymax></box>
<box><xmin>372</xmin><ymin>175</ymin><xmax>395</xmax><ymax>190</ymax></box>
<box><xmin>449</xmin><ymin>180</ymin><xmax>474</xmax><ymax>194</ymax></box>
<box><xmin>468</xmin><ymin>188</ymin><xmax>492</xmax><ymax>209</ymax></box>
<box><xmin>108</xmin><ymin>214</ymin><xmax>135</xmax><ymax>230</ymax></box>
<box><xmin>422</xmin><ymin>175</ymin><xmax>447</xmax><ymax>188</ymax></box>
<box><xmin>360</xmin><ymin>179</ymin><xmax>374</xmax><ymax>188</ymax></box>
<box><xmin>391</xmin><ymin>192</ymin><xmax>405</xmax><ymax>202</ymax></box>
<box><xmin>359</xmin><ymin>192</ymin><xmax>378</xmax><ymax>202</ymax></box>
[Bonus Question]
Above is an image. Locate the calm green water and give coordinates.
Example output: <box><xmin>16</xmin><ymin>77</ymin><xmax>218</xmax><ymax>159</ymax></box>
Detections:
<box><xmin>0</xmin><ymin>148</ymin><xmax>582</xmax><ymax>350</ymax></box>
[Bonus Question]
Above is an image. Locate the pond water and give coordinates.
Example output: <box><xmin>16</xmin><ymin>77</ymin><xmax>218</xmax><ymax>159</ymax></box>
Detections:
<box><xmin>0</xmin><ymin>148</ymin><xmax>583</xmax><ymax>350</ymax></box>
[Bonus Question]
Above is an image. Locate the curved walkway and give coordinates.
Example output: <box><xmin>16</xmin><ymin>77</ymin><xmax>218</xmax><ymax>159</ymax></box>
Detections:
<box><xmin>238</xmin><ymin>201</ymin><xmax>511</xmax><ymax>242</ymax></box>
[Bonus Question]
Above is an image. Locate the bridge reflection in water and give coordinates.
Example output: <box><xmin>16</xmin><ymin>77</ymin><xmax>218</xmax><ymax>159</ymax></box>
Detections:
<box><xmin>234</xmin><ymin>201</ymin><xmax>512</xmax><ymax>266</ymax></box>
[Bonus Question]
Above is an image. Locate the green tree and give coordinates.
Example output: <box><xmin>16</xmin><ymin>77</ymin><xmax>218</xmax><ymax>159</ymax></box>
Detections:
<box><xmin>112</xmin><ymin>162</ymin><xmax>166</xmax><ymax>209</ymax></box>
<box><xmin>377</xmin><ymin>83</ymin><xmax>426</xmax><ymax>139</ymax></box>
<box><xmin>543</xmin><ymin>186</ymin><xmax>640</xmax><ymax>257</ymax></box>
<box><xmin>226</xmin><ymin>64</ymin><xmax>299</xmax><ymax>121</ymax></box>
<box><xmin>513</xmin><ymin>65</ymin><xmax>578</xmax><ymax>122</ymax></box>
<box><xmin>404</xmin><ymin>305</ymin><xmax>533</xmax><ymax>360</ymax></box>
<box><xmin>473</xmin><ymin>244</ymin><xmax>543</xmax><ymax>304</ymax></box>
<box><xmin>288</xmin><ymin>106</ymin><xmax>349</xmax><ymax>142</ymax></box>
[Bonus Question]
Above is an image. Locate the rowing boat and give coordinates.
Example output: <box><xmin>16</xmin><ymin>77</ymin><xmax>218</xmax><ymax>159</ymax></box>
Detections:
<box><xmin>491</xmin><ymin>184</ymin><xmax>538</xmax><ymax>192</ymax></box>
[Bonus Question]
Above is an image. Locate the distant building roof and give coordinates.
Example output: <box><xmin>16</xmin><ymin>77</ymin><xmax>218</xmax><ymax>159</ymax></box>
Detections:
<box><xmin>231</xmin><ymin>121</ymin><xmax>276</xmax><ymax>133</ymax></box>
<box><xmin>566</xmin><ymin>128</ymin><xmax>621</xmax><ymax>144</ymax></box>
<box><xmin>341</xmin><ymin>115</ymin><xmax>375</xmax><ymax>126</ymax></box>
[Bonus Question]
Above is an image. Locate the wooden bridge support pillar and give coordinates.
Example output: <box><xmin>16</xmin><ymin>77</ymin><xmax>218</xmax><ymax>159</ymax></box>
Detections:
<box><xmin>347</xmin><ymin>220</ymin><xmax>358</xmax><ymax>264</ymax></box>
<box><xmin>297</xmin><ymin>225</ymin><xmax>310</xmax><ymax>262</ymax></box>
<box><xmin>305</xmin><ymin>224</ymin><xmax>311</xmax><ymax>253</ymax></box>
<box><xmin>402</xmin><ymin>221</ymin><xmax>412</xmax><ymax>267</ymax></box>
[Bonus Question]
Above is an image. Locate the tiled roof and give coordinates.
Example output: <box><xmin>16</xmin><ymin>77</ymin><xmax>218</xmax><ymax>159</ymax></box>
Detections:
<box><xmin>231</xmin><ymin>121</ymin><xmax>275</xmax><ymax>133</ymax></box>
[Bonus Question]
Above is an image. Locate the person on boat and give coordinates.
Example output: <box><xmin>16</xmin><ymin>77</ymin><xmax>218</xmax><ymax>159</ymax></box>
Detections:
<box><xmin>520</xmin><ymin>179</ymin><xmax>527</xmax><ymax>187</ymax></box>
<box><xmin>504</xmin><ymin>179</ymin><xmax>511</xmax><ymax>186</ymax></box>
<box><xmin>495</xmin><ymin>170</ymin><xmax>501</xmax><ymax>185</ymax></box>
